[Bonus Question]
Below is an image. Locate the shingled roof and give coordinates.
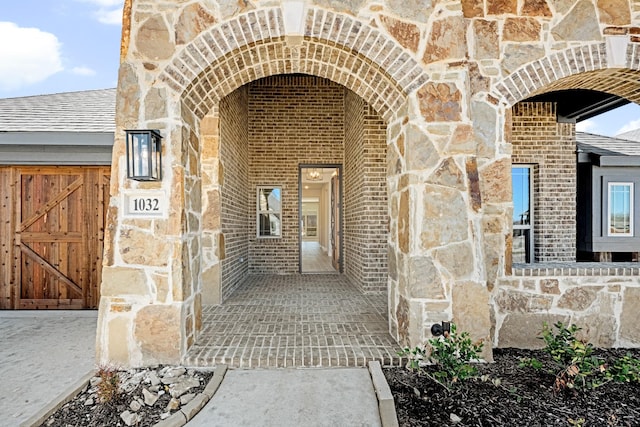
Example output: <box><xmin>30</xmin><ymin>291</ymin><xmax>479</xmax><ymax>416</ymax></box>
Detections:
<box><xmin>0</xmin><ymin>88</ymin><xmax>115</xmax><ymax>133</ymax></box>
<box><xmin>577</xmin><ymin>131</ymin><xmax>640</xmax><ymax>157</ymax></box>
<box><xmin>616</xmin><ymin>128</ymin><xmax>640</xmax><ymax>142</ymax></box>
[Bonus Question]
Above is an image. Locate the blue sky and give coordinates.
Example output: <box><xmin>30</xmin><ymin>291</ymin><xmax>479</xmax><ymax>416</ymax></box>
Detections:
<box><xmin>1</xmin><ymin>1</ymin><xmax>639</xmax><ymax>137</ymax></box>
<box><xmin>576</xmin><ymin>103</ymin><xmax>640</xmax><ymax>137</ymax></box>
<box><xmin>0</xmin><ymin>0</ymin><xmax>122</xmax><ymax>98</ymax></box>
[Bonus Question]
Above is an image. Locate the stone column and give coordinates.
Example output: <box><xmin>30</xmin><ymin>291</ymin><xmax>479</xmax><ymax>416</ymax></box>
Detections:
<box><xmin>95</xmin><ymin>1</ymin><xmax>206</xmax><ymax>366</ymax></box>
<box><xmin>200</xmin><ymin>112</ymin><xmax>223</xmax><ymax>305</ymax></box>
<box><xmin>389</xmin><ymin>72</ymin><xmax>498</xmax><ymax>359</ymax></box>
<box><xmin>96</xmin><ymin>99</ymin><xmax>201</xmax><ymax>367</ymax></box>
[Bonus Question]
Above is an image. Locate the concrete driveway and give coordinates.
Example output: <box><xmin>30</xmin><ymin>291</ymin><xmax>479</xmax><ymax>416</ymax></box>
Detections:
<box><xmin>0</xmin><ymin>310</ymin><xmax>97</xmax><ymax>426</ymax></box>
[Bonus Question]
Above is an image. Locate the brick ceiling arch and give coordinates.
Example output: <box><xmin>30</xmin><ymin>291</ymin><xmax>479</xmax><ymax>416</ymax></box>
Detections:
<box><xmin>159</xmin><ymin>7</ymin><xmax>429</xmax><ymax>122</ymax></box>
<box><xmin>494</xmin><ymin>42</ymin><xmax>640</xmax><ymax>106</ymax></box>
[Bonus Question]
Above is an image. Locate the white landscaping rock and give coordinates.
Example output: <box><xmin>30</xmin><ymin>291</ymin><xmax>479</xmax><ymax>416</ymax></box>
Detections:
<box><xmin>130</xmin><ymin>399</ymin><xmax>142</xmax><ymax>412</ymax></box>
<box><xmin>121</xmin><ymin>410</ymin><xmax>142</xmax><ymax>426</ymax></box>
<box><xmin>170</xmin><ymin>377</ymin><xmax>201</xmax><ymax>398</ymax></box>
<box><xmin>165</xmin><ymin>397</ymin><xmax>181</xmax><ymax>412</ymax></box>
<box><xmin>143</xmin><ymin>388</ymin><xmax>159</xmax><ymax>406</ymax></box>
<box><xmin>148</xmin><ymin>371</ymin><xmax>161</xmax><ymax>386</ymax></box>
<box><xmin>161</xmin><ymin>367</ymin><xmax>186</xmax><ymax>385</ymax></box>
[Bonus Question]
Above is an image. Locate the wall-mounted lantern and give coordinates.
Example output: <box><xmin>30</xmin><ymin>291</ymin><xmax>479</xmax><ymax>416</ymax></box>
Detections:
<box><xmin>125</xmin><ymin>129</ymin><xmax>162</xmax><ymax>181</ymax></box>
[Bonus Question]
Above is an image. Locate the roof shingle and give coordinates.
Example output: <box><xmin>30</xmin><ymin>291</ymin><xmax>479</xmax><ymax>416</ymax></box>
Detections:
<box><xmin>577</xmin><ymin>132</ymin><xmax>640</xmax><ymax>157</ymax></box>
<box><xmin>616</xmin><ymin>128</ymin><xmax>640</xmax><ymax>142</ymax></box>
<box><xmin>0</xmin><ymin>88</ymin><xmax>115</xmax><ymax>133</ymax></box>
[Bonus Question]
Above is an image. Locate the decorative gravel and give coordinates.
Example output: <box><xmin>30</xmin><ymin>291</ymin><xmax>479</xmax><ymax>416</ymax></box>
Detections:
<box><xmin>41</xmin><ymin>366</ymin><xmax>215</xmax><ymax>427</ymax></box>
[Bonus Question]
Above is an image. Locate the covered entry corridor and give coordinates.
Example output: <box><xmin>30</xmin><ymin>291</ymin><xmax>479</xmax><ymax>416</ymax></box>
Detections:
<box><xmin>184</xmin><ymin>275</ymin><xmax>401</xmax><ymax>368</ymax></box>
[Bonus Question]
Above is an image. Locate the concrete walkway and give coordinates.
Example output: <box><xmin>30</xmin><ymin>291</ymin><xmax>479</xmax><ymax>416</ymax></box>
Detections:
<box><xmin>187</xmin><ymin>368</ymin><xmax>382</xmax><ymax>427</ymax></box>
<box><xmin>0</xmin><ymin>310</ymin><xmax>97</xmax><ymax>426</ymax></box>
<box><xmin>0</xmin><ymin>310</ymin><xmax>383</xmax><ymax>427</ymax></box>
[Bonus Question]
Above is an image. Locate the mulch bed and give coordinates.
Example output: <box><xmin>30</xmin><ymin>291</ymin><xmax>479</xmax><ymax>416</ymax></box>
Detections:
<box><xmin>384</xmin><ymin>348</ymin><xmax>640</xmax><ymax>427</ymax></box>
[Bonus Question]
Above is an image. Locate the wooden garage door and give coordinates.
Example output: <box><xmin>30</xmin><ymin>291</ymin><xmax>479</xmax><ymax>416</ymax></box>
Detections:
<box><xmin>0</xmin><ymin>166</ymin><xmax>110</xmax><ymax>309</ymax></box>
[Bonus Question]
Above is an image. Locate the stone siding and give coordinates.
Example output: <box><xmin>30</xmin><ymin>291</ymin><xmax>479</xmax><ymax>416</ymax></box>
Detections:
<box><xmin>98</xmin><ymin>0</ymin><xmax>640</xmax><ymax>366</ymax></box>
<box><xmin>494</xmin><ymin>269</ymin><xmax>640</xmax><ymax>348</ymax></box>
<box><xmin>344</xmin><ymin>91</ymin><xmax>388</xmax><ymax>293</ymax></box>
<box><xmin>511</xmin><ymin>102</ymin><xmax>576</xmax><ymax>262</ymax></box>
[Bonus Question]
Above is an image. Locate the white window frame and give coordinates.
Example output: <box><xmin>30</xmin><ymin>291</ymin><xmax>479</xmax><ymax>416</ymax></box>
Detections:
<box><xmin>607</xmin><ymin>182</ymin><xmax>634</xmax><ymax>237</ymax></box>
<box><xmin>256</xmin><ymin>186</ymin><xmax>282</xmax><ymax>238</ymax></box>
<box><xmin>512</xmin><ymin>165</ymin><xmax>534</xmax><ymax>263</ymax></box>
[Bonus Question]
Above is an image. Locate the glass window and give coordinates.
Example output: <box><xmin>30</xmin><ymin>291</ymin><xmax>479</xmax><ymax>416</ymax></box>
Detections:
<box><xmin>512</xmin><ymin>166</ymin><xmax>533</xmax><ymax>263</ymax></box>
<box><xmin>608</xmin><ymin>183</ymin><xmax>633</xmax><ymax>237</ymax></box>
<box><xmin>257</xmin><ymin>187</ymin><xmax>282</xmax><ymax>237</ymax></box>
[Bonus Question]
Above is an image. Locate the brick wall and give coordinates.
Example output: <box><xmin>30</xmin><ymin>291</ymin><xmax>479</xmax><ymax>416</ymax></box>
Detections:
<box><xmin>247</xmin><ymin>75</ymin><xmax>345</xmax><ymax>274</ymax></box>
<box><xmin>220</xmin><ymin>87</ymin><xmax>250</xmax><ymax>298</ymax></box>
<box><xmin>216</xmin><ymin>75</ymin><xmax>388</xmax><ymax>288</ymax></box>
<box><xmin>344</xmin><ymin>90</ymin><xmax>388</xmax><ymax>292</ymax></box>
<box><xmin>511</xmin><ymin>102</ymin><xmax>576</xmax><ymax>262</ymax></box>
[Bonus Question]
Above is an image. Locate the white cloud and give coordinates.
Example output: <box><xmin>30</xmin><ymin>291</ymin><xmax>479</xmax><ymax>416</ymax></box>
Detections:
<box><xmin>616</xmin><ymin>118</ymin><xmax>640</xmax><ymax>136</ymax></box>
<box><xmin>95</xmin><ymin>7</ymin><xmax>123</xmax><ymax>25</ymax></box>
<box><xmin>0</xmin><ymin>22</ymin><xmax>63</xmax><ymax>91</ymax></box>
<box><xmin>75</xmin><ymin>0</ymin><xmax>123</xmax><ymax>25</ymax></box>
<box><xmin>76</xmin><ymin>0</ymin><xmax>123</xmax><ymax>7</ymax></box>
<box><xmin>72</xmin><ymin>66</ymin><xmax>97</xmax><ymax>76</ymax></box>
<box><xmin>576</xmin><ymin>119</ymin><xmax>598</xmax><ymax>133</ymax></box>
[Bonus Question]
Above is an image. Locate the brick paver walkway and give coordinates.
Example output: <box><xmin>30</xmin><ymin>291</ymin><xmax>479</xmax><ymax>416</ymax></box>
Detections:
<box><xmin>184</xmin><ymin>275</ymin><xmax>402</xmax><ymax>368</ymax></box>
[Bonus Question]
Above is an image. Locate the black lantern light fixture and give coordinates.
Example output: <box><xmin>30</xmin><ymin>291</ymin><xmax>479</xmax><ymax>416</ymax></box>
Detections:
<box><xmin>125</xmin><ymin>129</ymin><xmax>162</xmax><ymax>181</ymax></box>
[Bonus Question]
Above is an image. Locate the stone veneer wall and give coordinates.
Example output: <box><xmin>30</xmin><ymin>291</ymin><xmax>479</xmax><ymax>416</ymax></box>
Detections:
<box><xmin>344</xmin><ymin>90</ymin><xmax>388</xmax><ymax>293</ymax></box>
<box><xmin>494</xmin><ymin>269</ymin><xmax>640</xmax><ymax>348</ymax></box>
<box><xmin>99</xmin><ymin>0</ymin><xmax>640</xmax><ymax>367</ymax></box>
<box><xmin>200</xmin><ymin>108</ymin><xmax>222</xmax><ymax>305</ymax></box>
<box><xmin>511</xmin><ymin>102</ymin><xmax>576</xmax><ymax>262</ymax></box>
<box><xmin>220</xmin><ymin>87</ymin><xmax>250</xmax><ymax>299</ymax></box>
<box><xmin>247</xmin><ymin>75</ymin><xmax>344</xmax><ymax>274</ymax></box>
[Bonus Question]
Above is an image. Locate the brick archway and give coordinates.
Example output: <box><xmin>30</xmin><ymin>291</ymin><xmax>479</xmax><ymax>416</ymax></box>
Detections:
<box><xmin>162</xmin><ymin>6</ymin><xmax>432</xmax><ymax>311</ymax></box>
<box><xmin>492</xmin><ymin>41</ymin><xmax>640</xmax><ymax>350</ymax></box>
<box><xmin>158</xmin><ymin>6</ymin><xmax>429</xmax><ymax>122</ymax></box>
<box><xmin>99</xmin><ymin>0</ymin><xmax>640</xmax><ymax>369</ymax></box>
<box><xmin>99</xmin><ymin>2</ymin><xmax>440</xmax><ymax>368</ymax></box>
<box><xmin>493</xmin><ymin>42</ymin><xmax>640</xmax><ymax>106</ymax></box>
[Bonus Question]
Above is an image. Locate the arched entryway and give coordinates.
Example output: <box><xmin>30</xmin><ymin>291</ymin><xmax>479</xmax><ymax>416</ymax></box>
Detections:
<box><xmin>97</xmin><ymin>4</ymin><xmax>457</xmax><ymax>368</ymax></box>
<box><xmin>184</xmin><ymin>74</ymin><xmax>395</xmax><ymax>367</ymax></box>
<box><xmin>492</xmin><ymin>42</ymin><xmax>640</xmax><ymax>348</ymax></box>
<box><xmin>98</xmin><ymin>0</ymin><xmax>640</xmax><ymax>368</ymax></box>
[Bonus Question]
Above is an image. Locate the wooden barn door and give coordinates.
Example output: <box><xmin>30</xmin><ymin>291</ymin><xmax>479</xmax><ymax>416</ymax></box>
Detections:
<box><xmin>0</xmin><ymin>166</ymin><xmax>109</xmax><ymax>309</ymax></box>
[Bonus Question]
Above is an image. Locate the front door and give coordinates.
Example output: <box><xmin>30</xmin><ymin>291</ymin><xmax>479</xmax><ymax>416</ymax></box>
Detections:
<box><xmin>299</xmin><ymin>165</ymin><xmax>342</xmax><ymax>273</ymax></box>
<box><xmin>330</xmin><ymin>172</ymin><xmax>341</xmax><ymax>271</ymax></box>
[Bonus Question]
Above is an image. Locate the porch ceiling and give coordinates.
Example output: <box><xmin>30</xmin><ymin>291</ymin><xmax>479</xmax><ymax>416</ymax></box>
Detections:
<box><xmin>526</xmin><ymin>89</ymin><xmax>629</xmax><ymax>122</ymax></box>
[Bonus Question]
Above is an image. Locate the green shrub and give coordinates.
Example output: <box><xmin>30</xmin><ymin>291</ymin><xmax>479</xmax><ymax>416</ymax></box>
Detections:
<box><xmin>398</xmin><ymin>323</ymin><xmax>484</xmax><ymax>389</ymax></box>
<box><xmin>608</xmin><ymin>353</ymin><xmax>640</xmax><ymax>383</ymax></box>
<box><xmin>522</xmin><ymin>322</ymin><xmax>640</xmax><ymax>391</ymax></box>
<box><xmin>541</xmin><ymin>322</ymin><xmax>604</xmax><ymax>390</ymax></box>
<box><xmin>398</xmin><ymin>345</ymin><xmax>426</xmax><ymax>371</ymax></box>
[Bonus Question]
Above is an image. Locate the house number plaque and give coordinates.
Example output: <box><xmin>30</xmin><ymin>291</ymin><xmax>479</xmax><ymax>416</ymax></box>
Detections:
<box><xmin>123</xmin><ymin>191</ymin><xmax>167</xmax><ymax>218</ymax></box>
